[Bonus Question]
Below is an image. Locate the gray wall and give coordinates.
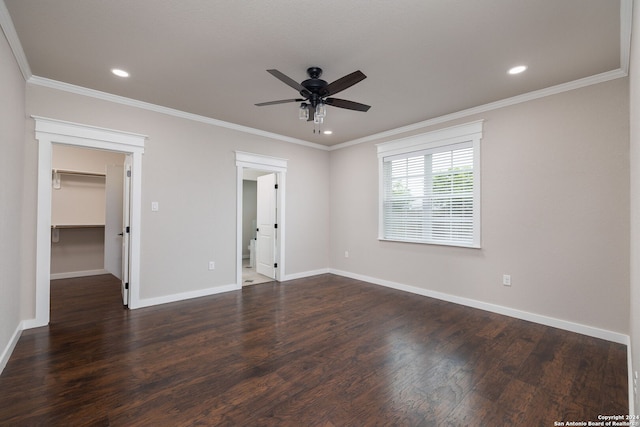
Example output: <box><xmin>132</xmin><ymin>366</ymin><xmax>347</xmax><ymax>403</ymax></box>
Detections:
<box><xmin>330</xmin><ymin>77</ymin><xmax>630</xmax><ymax>335</ymax></box>
<box><xmin>0</xmin><ymin>28</ymin><xmax>26</xmax><ymax>365</ymax></box>
<box><xmin>20</xmin><ymin>83</ymin><xmax>330</xmax><ymax>311</ymax></box>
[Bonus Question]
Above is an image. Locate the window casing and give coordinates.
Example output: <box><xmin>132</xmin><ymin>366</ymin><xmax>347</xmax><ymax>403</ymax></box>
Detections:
<box><xmin>377</xmin><ymin>121</ymin><xmax>482</xmax><ymax>248</ymax></box>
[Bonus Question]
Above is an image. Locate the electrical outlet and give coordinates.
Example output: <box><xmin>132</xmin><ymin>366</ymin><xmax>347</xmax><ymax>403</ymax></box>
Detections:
<box><xmin>344</xmin><ymin>251</ymin><xmax>349</xmax><ymax>258</ymax></box>
<box><xmin>502</xmin><ymin>274</ymin><xmax>511</xmax><ymax>286</ymax></box>
<box><xmin>208</xmin><ymin>261</ymin><xmax>215</xmax><ymax>270</ymax></box>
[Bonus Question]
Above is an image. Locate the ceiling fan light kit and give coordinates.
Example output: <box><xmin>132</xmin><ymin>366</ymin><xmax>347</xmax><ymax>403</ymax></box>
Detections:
<box><xmin>298</xmin><ymin>103</ymin><xmax>309</xmax><ymax>120</ymax></box>
<box><xmin>256</xmin><ymin>67</ymin><xmax>371</xmax><ymax>133</ymax></box>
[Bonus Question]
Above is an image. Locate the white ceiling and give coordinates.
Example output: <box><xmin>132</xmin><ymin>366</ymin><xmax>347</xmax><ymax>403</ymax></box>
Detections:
<box><xmin>3</xmin><ymin>0</ymin><xmax>626</xmax><ymax>146</ymax></box>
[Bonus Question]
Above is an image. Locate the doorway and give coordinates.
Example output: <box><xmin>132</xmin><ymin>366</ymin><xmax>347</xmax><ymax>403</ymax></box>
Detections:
<box><xmin>30</xmin><ymin>117</ymin><xmax>146</xmax><ymax>328</ymax></box>
<box><xmin>242</xmin><ymin>170</ymin><xmax>275</xmax><ymax>286</ymax></box>
<box><xmin>50</xmin><ymin>145</ymin><xmax>130</xmax><ymax>311</ymax></box>
<box><xmin>235</xmin><ymin>151</ymin><xmax>287</xmax><ymax>287</ymax></box>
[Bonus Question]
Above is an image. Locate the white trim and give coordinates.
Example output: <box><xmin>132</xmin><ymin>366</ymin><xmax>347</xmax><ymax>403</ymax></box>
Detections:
<box><xmin>377</xmin><ymin>121</ymin><xmax>482</xmax><ymax>248</ymax></box>
<box><xmin>282</xmin><ymin>268</ymin><xmax>331</xmax><ymax>281</ymax></box>
<box><xmin>50</xmin><ymin>269</ymin><xmax>109</xmax><ymax>280</ymax></box>
<box><xmin>30</xmin><ymin>116</ymin><xmax>146</xmax><ymax>328</ymax></box>
<box><xmin>376</xmin><ymin>120</ymin><xmax>483</xmax><ymax>158</ymax></box>
<box><xmin>0</xmin><ymin>322</ymin><xmax>22</xmax><ymax>375</ymax></box>
<box><xmin>329</xmin><ymin>268</ymin><xmax>630</xmax><ymax>345</ymax></box>
<box><xmin>235</xmin><ymin>151</ymin><xmax>288</xmax><ymax>172</ymax></box>
<box><xmin>27</xmin><ymin>68</ymin><xmax>628</xmax><ymax>154</ymax></box>
<box><xmin>33</xmin><ymin>115</ymin><xmax>146</xmax><ymax>148</ymax></box>
<box><xmin>28</xmin><ymin>76</ymin><xmax>329</xmax><ymax>151</ymax></box>
<box><xmin>631</xmin><ymin>347</ymin><xmax>636</xmax><ymax>416</ymax></box>
<box><xmin>136</xmin><ymin>284</ymin><xmax>239</xmax><ymax>308</ymax></box>
<box><xmin>235</xmin><ymin>151</ymin><xmax>288</xmax><ymax>287</ymax></box>
<box><xmin>330</xmin><ymin>69</ymin><xmax>627</xmax><ymax>151</ymax></box>
<box><xmin>0</xmin><ymin>0</ymin><xmax>32</xmax><ymax>80</ymax></box>
<box><xmin>21</xmin><ymin>318</ymin><xmax>45</xmax><ymax>329</ymax></box>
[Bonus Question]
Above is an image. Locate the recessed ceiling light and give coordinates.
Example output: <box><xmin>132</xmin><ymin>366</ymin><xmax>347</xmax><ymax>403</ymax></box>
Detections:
<box><xmin>111</xmin><ymin>68</ymin><xmax>130</xmax><ymax>78</ymax></box>
<box><xmin>508</xmin><ymin>65</ymin><xmax>527</xmax><ymax>75</ymax></box>
<box><xmin>323</xmin><ymin>130</ymin><xmax>333</xmax><ymax>135</ymax></box>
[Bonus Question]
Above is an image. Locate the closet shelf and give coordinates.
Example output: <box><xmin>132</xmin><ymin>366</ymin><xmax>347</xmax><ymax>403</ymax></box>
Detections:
<box><xmin>51</xmin><ymin>224</ymin><xmax>105</xmax><ymax>229</ymax></box>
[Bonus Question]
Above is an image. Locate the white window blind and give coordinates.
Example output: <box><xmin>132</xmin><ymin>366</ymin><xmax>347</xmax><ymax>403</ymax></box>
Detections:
<box><xmin>377</xmin><ymin>121</ymin><xmax>482</xmax><ymax>248</ymax></box>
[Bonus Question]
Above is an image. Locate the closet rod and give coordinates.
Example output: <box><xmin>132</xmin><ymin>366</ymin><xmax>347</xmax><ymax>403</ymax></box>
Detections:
<box><xmin>51</xmin><ymin>224</ymin><xmax>105</xmax><ymax>229</ymax></box>
<box><xmin>52</xmin><ymin>169</ymin><xmax>105</xmax><ymax>178</ymax></box>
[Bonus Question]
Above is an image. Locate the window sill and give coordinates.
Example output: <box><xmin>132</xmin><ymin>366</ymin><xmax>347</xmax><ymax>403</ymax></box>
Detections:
<box><xmin>378</xmin><ymin>237</ymin><xmax>481</xmax><ymax>249</ymax></box>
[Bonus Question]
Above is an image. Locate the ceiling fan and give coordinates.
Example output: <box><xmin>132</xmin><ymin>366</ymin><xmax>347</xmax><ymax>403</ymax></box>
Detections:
<box><xmin>255</xmin><ymin>67</ymin><xmax>371</xmax><ymax>124</ymax></box>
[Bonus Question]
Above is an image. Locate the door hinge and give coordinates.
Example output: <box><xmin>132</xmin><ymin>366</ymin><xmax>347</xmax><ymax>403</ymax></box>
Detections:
<box><xmin>256</xmin><ymin>228</ymin><xmax>259</xmax><ymax>232</ymax></box>
<box><xmin>127</xmin><ymin>170</ymin><xmax>131</xmax><ymax>178</ymax></box>
<box><xmin>274</xmin><ymin>184</ymin><xmax>278</xmax><ymax>189</ymax></box>
<box><xmin>124</xmin><ymin>282</ymin><xmax>129</xmax><ymax>290</ymax></box>
<box><xmin>274</xmin><ymin>223</ymin><xmax>278</xmax><ymax>229</ymax></box>
<box><xmin>274</xmin><ymin>263</ymin><xmax>278</xmax><ymax>268</ymax></box>
<box><xmin>126</xmin><ymin>226</ymin><xmax>130</xmax><ymax>233</ymax></box>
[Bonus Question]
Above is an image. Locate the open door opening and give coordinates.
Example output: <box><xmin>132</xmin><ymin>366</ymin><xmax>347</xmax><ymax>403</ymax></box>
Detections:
<box><xmin>104</xmin><ymin>164</ymin><xmax>124</xmax><ymax>280</ymax></box>
<box><xmin>104</xmin><ymin>155</ymin><xmax>132</xmax><ymax>306</ymax></box>
<box><xmin>32</xmin><ymin>116</ymin><xmax>146</xmax><ymax>328</ymax></box>
<box><xmin>241</xmin><ymin>170</ymin><xmax>277</xmax><ymax>286</ymax></box>
<box><xmin>49</xmin><ymin>144</ymin><xmax>131</xmax><ymax>314</ymax></box>
<box><xmin>256</xmin><ymin>173</ymin><xmax>277</xmax><ymax>279</ymax></box>
<box><xmin>235</xmin><ymin>151</ymin><xmax>287</xmax><ymax>288</ymax></box>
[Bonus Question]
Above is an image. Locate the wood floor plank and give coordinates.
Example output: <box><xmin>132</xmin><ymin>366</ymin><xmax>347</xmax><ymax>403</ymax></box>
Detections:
<box><xmin>0</xmin><ymin>274</ymin><xmax>628</xmax><ymax>425</ymax></box>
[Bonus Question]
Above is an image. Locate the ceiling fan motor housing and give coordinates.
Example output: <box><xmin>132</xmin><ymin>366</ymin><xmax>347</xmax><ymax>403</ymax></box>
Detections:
<box><xmin>301</xmin><ymin>67</ymin><xmax>328</xmax><ymax>105</ymax></box>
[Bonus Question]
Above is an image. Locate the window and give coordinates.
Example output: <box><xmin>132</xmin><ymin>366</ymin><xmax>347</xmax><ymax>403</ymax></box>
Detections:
<box><xmin>377</xmin><ymin>121</ymin><xmax>482</xmax><ymax>248</ymax></box>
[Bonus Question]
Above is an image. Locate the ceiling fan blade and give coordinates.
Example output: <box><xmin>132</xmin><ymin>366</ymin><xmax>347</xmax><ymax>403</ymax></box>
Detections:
<box><xmin>323</xmin><ymin>70</ymin><xmax>367</xmax><ymax>97</ymax></box>
<box><xmin>255</xmin><ymin>98</ymin><xmax>304</xmax><ymax>106</ymax></box>
<box><xmin>325</xmin><ymin>98</ymin><xmax>371</xmax><ymax>112</ymax></box>
<box><xmin>267</xmin><ymin>69</ymin><xmax>311</xmax><ymax>97</ymax></box>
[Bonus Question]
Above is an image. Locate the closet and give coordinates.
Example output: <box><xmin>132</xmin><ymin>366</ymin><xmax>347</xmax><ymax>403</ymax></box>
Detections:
<box><xmin>50</xmin><ymin>145</ymin><xmax>125</xmax><ymax>279</ymax></box>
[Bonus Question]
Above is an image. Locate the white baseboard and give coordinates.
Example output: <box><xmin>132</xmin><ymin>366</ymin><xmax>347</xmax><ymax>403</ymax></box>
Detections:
<box><xmin>135</xmin><ymin>283</ymin><xmax>240</xmax><ymax>309</ymax></box>
<box><xmin>329</xmin><ymin>268</ymin><xmax>629</xmax><ymax>345</ymax></box>
<box><xmin>0</xmin><ymin>323</ymin><xmax>23</xmax><ymax>375</ymax></box>
<box><xmin>629</xmin><ymin>340</ymin><xmax>635</xmax><ymax>416</ymax></box>
<box><xmin>283</xmin><ymin>268</ymin><xmax>330</xmax><ymax>281</ymax></box>
<box><xmin>135</xmin><ymin>268</ymin><xmax>331</xmax><ymax>309</ymax></box>
<box><xmin>50</xmin><ymin>269</ymin><xmax>109</xmax><ymax>280</ymax></box>
<box><xmin>21</xmin><ymin>318</ymin><xmax>47</xmax><ymax>330</ymax></box>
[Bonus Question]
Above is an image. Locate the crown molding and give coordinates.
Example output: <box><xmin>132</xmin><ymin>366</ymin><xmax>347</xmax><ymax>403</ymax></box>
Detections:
<box><xmin>329</xmin><ymin>68</ymin><xmax>628</xmax><ymax>151</ymax></box>
<box><xmin>27</xmin><ymin>76</ymin><xmax>330</xmax><ymax>151</ymax></box>
<box><xmin>5</xmin><ymin>0</ymin><xmax>630</xmax><ymax>153</ymax></box>
<box><xmin>0</xmin><ymin>0</ymin><xmax>31</xmax><ymax>80</ymax></box>
<box><xmin>330</xmin><ymin>1</ymin><xmax>633</xmax><ymax>151</ymax></box>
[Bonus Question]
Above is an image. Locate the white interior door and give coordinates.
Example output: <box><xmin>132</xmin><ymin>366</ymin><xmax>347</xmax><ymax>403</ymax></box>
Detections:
<box><xmin>121</xmin><ymin>156</ymin><xmax>132</xmax><ymax>306</ymax></box>
<box><xmin>104</xmin><ymin>164</ymin><xmax>124</xmax><ymax>279</ymax></box>
<box><xmin>256</xmin><ymin>173</ymin><xmax>277</xmax><ymax>278</ymax></box>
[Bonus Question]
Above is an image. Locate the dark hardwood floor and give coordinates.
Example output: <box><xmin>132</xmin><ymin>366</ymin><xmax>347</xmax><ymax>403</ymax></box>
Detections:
<box><xmin>0</xmin><ymin>274</ymin><xmax>628</xmax><ymax>426</ymax></box>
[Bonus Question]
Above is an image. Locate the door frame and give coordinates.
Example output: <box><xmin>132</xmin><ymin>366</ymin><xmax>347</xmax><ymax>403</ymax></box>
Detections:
<box><xmin>29</xmin><ymin>116</ymin><xmax>146</xmax><ymax>328</ymax></box>
<box><xmin>235</xmin><ymin>151</ymin><xmax>287</xmax><ymax>286</ymax></box>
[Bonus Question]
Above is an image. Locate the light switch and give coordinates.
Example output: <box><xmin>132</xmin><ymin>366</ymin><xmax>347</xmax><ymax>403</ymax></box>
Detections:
<box><xmin>151</xmin><ymin>201</ymin><xmax>159</xmax><ymax>212</ymax></box>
